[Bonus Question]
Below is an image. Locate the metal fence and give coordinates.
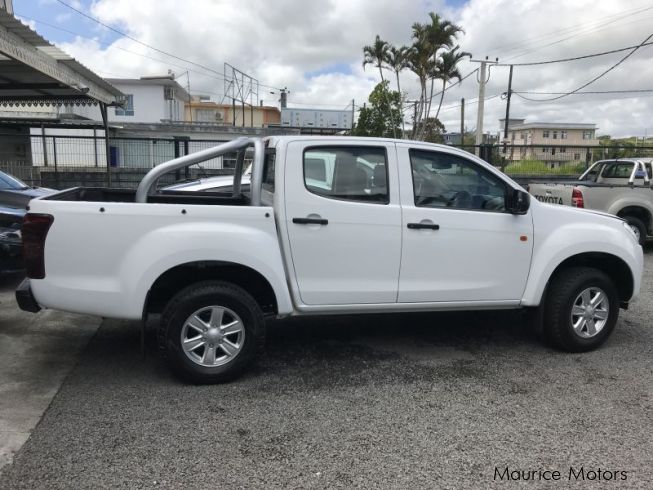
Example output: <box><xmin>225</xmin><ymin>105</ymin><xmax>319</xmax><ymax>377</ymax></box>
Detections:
<box><xmin>2</xmin><ymin>132</ymin><xmax>653</xmax><ymax>190</ymax></box>
<box><xmin>0</xmin><ymin>133</ymin><xmax>241</xmax><ymax>189</ymax></box>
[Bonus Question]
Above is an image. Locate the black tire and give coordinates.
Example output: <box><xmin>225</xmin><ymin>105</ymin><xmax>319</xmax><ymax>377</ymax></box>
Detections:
<box><xmin>623</xmin><ymin>215</ymin><xmax>647</xmax><ymax>246</ymax></box>
<box><xmin>543</xmin><ymin>266</ymin><xmax>619</xmax><ymax>352</ymax></box>
<box><xmin>158</xmin><ymin>281</ymin><xmax>265</xmax><ymax>384</ymax></box>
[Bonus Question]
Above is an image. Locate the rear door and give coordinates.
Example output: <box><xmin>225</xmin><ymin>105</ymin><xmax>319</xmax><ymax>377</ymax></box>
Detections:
<box><xmin>397</xmin><ymin>145</ymin><xmax>533</xmax><ymax>303</ymax></box>
<box><xmin>284</xmin><ymin>140</ymin><xmax>402</xmax><ymax>305</ymax></box>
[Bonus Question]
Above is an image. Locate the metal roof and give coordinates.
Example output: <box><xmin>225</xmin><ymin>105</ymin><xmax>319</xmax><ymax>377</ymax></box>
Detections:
<box><xmin>0</xmin><ymin>10</ymin><xmax>123</xmax><ymax>107</ymax></box>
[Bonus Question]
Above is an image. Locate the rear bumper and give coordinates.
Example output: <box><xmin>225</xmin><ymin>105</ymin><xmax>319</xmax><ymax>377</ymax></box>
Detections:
<box><xmin>16</xmin><ymin>278</ymin><xmax>41</xmax><ymax>313</ymax></box>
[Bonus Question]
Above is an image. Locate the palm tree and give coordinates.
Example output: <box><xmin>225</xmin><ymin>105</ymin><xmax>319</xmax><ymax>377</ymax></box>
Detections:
<box><xmin>362</xmin><ymin>35</ymin><xmax>390</xmax><ymax>83</ymax></box>
<box><xmin>385</xmin><ymin>45</ymin><xmax>410</xmax><ymax>136</ymax></box>
<box><xmin>408</xmin><ymin>12</ymin><xmax>464</xmax><ymax>139</ymax></box>
<box><xmin>422</xmin><ymin>14</ymin><xmax>464</xmax><ymax>134</ymax></box>
<box><xmin>433</xmin><ymin>46</ymin><xmax>471</xmax><ymax>121</ymax></box>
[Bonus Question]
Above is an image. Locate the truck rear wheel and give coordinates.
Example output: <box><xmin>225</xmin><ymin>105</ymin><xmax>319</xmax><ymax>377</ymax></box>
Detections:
<box><xmin>623</xmin><ymin>215</ymin><xmax>647</xmax><ymax>246</ymax></box>
<box><xmin>159</xmin><ymin>281</ymin><xmax>265</xmax><ymax>383</ymax></box>
<box><xmin>542</xmin><ymin>267</ymin><xmax>619</xmax><ymax>352</ymax></box>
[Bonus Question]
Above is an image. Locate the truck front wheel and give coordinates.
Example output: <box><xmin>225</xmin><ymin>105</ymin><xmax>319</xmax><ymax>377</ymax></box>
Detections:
<box><xmin>159</xmin><ymin>281</ymin><xmax>265</xmax><ymax>383</ymax></box>
<box><xmin>543</xmin><ymin>267</ymin><xmax>619</xmax><ymax>352</ymax></box>
<box><xmin>623</xmin><ymin>215</ymin><xmax>647</xmax><ymax>246</ymax></box>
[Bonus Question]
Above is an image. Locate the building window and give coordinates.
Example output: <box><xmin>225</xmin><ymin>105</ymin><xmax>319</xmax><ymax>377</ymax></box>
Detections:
<box><xmin>583</xmin><ymin>131</ymin><xmax>594</xmax><ymax>140</ymax></box>
<box><xmin>574</xmin><ymin>153</ymin><xmax>581</xmax><ymax>159</ymax></box>
<box><xmin>561</xmin><ymin>131</ymin><xmax>568</xmax><ymax>139</ymax></box>
<box><xmin>115</xmin><ymin>94</ymin><xmax>134</xmax><ymax>116</ymax></box>
<box><xmin>542</xmin><ymin>147</ymin><xmax>549</xmax><ymax>153</ymax></box>
<box><xmin>560</xmin><ymin>147</ymin><xmax>566</xmax><ymax>153</ymax></box>
<box><xmin>543</xmin><ymin>130</ymin><xmax>550</xmax><ymax>138</ymax></box>
<box><xmin>552</xmin><ymin>130</ymin><xmax>558</xmax><ymax>139</ymax></box>
<box><xmin>520</xmin><ymin>132</ymin><xmax>526</xmax><ymax>140</ymax></box>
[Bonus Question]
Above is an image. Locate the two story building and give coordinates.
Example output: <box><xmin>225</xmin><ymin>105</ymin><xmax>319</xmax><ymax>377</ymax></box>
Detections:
<box><xmin>500</xmin><ymin>120</ymin><xmax>599</xmax><ymax>168</ymax></box>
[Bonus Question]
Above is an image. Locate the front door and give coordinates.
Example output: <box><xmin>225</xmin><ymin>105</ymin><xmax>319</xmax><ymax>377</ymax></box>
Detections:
<box><xmin>397</xmin><ymin>145</ymin><xmax>533</xmax><ymax>303</ymax></box>
<box><xmin>284</xmin><ymin>141</ymin><xmax>402</xmax><ymax>305</ymax></box>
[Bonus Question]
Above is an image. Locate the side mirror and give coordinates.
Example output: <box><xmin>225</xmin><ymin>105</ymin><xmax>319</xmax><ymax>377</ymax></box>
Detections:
<box><xmin>506</xmin><ymin>189</ymin><xmax>530</xmax><ymax>215</ymax></box>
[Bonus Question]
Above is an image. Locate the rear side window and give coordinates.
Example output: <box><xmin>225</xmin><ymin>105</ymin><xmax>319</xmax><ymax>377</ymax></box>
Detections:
<box><xmin>302</xmin><ymin>146</ymin><xmax>388</xmax><ymax>203</ymax></box>
<box><xmin>601</xmin><ymin>162</ymin><xmax>633</xmax><ymax>178</ymax></box>
<box><xmin>262</xmin><ymin>150</ymin><xmax>275</xmax><ymax>192</ymax></box>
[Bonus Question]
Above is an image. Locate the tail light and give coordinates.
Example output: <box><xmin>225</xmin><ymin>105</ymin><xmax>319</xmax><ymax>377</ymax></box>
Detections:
<box><xmin>22</xmin><ymin>213</ymin><xmax>54</xmax><ymax>279</ymax></box>
<box><xmin>571</xmin><ymin>187</ymin><xmax>584</xmax><ymax>208</ymax></box>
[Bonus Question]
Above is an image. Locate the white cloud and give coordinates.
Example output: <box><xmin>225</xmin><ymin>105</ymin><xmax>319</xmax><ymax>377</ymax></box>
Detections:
<box><xmin>56</xmin><ymin>0</ymin><xmax>653</xmax><ymax>137</ymax></box>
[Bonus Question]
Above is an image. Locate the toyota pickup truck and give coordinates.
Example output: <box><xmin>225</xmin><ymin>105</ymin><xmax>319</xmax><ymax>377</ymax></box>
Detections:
<box><xmin>16</xmin><ymin>136</ymin><xmax>643</xmax><ymax>383</ymax></box>
<box><xmin>528</xmin><ymin>158</ymin><xmax>653</xmax><ymax>245</ymax></box>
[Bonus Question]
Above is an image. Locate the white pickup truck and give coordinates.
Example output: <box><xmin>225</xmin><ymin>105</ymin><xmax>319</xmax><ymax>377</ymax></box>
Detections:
<box><xmin>17</xmin><ymin>136</ymin><xmax>643</xmax><ymax>383</ymax></box>
<box><xmin>529</xmin><ymin>158</ymin><xmax>653</xmax><ymax>245</ymax></box>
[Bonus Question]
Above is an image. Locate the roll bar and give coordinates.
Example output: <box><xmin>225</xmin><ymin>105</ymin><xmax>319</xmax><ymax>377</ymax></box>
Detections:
<box><xmin>135</xmin><ymin>137</ymin><xmax>265</xmax><ymax>205</ymax></box>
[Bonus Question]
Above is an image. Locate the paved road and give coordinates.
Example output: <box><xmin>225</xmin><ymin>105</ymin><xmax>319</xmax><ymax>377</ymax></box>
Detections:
<box><xmin>1</xmin><ymin>249</ymin><xmax>652</xmax><ymax>488</ymax></box>
<box><xmin>0</xmin><ymin>273</ymin><xmax>99</xmax><ymax>471</ymax></box>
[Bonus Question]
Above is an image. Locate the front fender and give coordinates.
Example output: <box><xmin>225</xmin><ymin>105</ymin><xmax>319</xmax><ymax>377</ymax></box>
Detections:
<box><xmin>522</xmin><ymin>207</ymin><xmax>642</xmax><ymax>306</ymax></box>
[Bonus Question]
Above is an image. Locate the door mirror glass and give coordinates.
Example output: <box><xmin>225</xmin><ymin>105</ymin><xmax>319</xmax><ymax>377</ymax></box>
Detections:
<box><xmin>506</xmin><ymin>189</ymin><xmax>530</xmax><ymax>215</ymax></box>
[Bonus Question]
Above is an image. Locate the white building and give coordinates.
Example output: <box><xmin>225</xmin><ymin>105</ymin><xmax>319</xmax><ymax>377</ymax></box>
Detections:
<box><xmin>69</xmin><ymin>75</ymin><xmax>189</xmax><ymax>123</ymax></box>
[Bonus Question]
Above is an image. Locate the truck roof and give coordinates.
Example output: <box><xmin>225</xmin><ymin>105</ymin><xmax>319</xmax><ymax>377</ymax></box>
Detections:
<box><xmin>263</xmin><ymin>135</ymin><xmax>462</xmax><ymax>150</ymax></box>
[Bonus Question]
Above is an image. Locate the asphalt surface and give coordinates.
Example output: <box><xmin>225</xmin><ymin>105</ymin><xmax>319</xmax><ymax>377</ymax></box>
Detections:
<box><xmin>1</xmin><ymin>248</ymin><xmax>652</xmax><ymax>489</ymax></box>
<box><xmin>0</xmin><ymin>273</ymin><xmax>99</xmax><ymax>471</ymax></box>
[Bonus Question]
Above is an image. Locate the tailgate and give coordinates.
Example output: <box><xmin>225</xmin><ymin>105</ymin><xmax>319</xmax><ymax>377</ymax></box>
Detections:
<box><xmin>528</xmin><ymin>182</ymin><xmax>575</xmax><ymax>205</ymax></box>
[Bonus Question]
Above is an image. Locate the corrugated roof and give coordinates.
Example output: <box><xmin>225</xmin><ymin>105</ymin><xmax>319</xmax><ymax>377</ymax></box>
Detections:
<box><xmin>0</xmin><ymin>10</ymin><xmax>122</xmax><ymax>106</ymax></box>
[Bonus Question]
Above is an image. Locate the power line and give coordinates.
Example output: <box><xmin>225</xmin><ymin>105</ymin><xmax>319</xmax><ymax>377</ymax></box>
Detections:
<box><xmin>514</xmin><ymin>32</ymin><xmax>653</xmax><ymax>102</ymax></box>
<box><xmin>485</xmin><ymin>3</ymin><xmax>653</xmax><ymax>57</ymax></box>
<box><xmin>53</xmin><ymin>0</ymin><xmax>282</xmax><ymax>91</ymax></box>
<box><xmin>500</xmin><ymin>5</ymin><xmax>653</xmax><ymax>62</ymax></box>
<box><xmin>499</xmin><ymin>40</ymin><xmax>653</xmax><ymax>66</ymax></box>
<box><xmin>17</xmin><ymin>13</ymin><xmax>235</xmax><ymax>84</ymax></box>
<box><xmin>515</xmin><ymin>89</ymin><xmax>653</xmax><ymax>95</ymax></box>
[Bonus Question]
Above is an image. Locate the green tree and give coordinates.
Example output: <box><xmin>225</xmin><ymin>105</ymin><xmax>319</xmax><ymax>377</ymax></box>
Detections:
<box><xmin>352</xmin><ymin>81</ymin><xmax>402</xmax><ymax>138</ymax></box>
<box><xmin>421</xmin><ymin>117</ymin><xmax>446</xmax><ymax>143</ymax></box>
<box><xmin>385</xmin><ymin>45</ymin><xmax>410</xmax><ymax>135</ymax></box>
<box><xmin>408</xmin><ymin>12</ymin><xmax>464</xmax><ymax>140</ymax></box>
<box><xmin>362</xmin><ymin>35</ymin><xmax>390</xmax><ymax>83</ymax></box>
<box><xmin>433</xmin><ymin>46</ymin><xmax>470</xmax><ymax>121</ymax></box>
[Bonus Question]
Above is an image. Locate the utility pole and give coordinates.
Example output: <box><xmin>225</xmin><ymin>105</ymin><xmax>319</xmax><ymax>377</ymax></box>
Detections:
<box><xmin>279</xmin><ymin>87</ymin><xmax>288</xmax><ymax>109</ymax></box>
<box><xmin>351</xmin><ymin>99</ymin><xmax>355</xmax><ymax>133</ymax></box>
<box><xmin>460</xmin><ymin>97</ymin><xmax>465</xmax><ymax>146</ymax></box>
<box><xmin>502</xmin><ymin>64</ymin><xmax>514</xmax><ymax>167</ymax></box>
<box><xmin>470</xmin><ymin>57</ymin><xmax>498</xmax><ymax>155</ymax></box>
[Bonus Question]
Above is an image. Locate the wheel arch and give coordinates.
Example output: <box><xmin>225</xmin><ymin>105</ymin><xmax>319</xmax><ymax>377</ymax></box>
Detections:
<box><xmin>544</xmin><ymin>252</ymin><xmax>634</xmax><ymax>305</ymax></box>
<box><xmin>616</xmin><ymin>205</ymin><xmax>651</xmax><ymax>233</ymax></box>
<box><xmin>145</xmin><ymin>261</ymin><xmax>279</xmax><ymax>317</ymax></box>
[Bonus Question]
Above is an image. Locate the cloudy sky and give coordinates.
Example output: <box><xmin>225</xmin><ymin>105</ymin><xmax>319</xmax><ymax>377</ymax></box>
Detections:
<box><xmin>13</xmin><ymin>0</ymin><xmax>653</xmax><ymax>137</ymax></box>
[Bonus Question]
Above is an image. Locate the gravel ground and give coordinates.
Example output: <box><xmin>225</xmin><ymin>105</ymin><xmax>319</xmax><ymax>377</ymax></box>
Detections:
<box><xmin>1</xmin><ymin>248</ymin><xmax>652</xmax><ymax>489</ymax></box>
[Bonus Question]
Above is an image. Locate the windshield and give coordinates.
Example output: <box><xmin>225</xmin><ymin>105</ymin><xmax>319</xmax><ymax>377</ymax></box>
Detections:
<box><xmin>0</xmin><ymin>171</ymin><xmax>28</xmax><ymax>190</ymax></box>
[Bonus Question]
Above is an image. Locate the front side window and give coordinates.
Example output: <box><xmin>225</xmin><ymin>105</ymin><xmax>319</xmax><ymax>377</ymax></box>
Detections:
<box><xmin>409</xmin><ymin>150</ymin><xmax>506</xmax><ymax>212</ymax></box>
<box><xmin>583</xmin><ymin>131</ymin><xmax>594</xmax><ymax>140</ymax></box>
<box><xmin>543</xmin><ymin>130</ymin><xmax>550</xmax><ymax>138</ymax></box>
<box><xmin>561</xmin><ymin>131</ymin><xmax>568</xmax><ymax>139</ymax></box>
<box><xmin>303</xmin><ymin>146</ymin><xmax>388</xmax><ymax>203</ymax></box>
<box><xmin>115</xmin><ymin>94</ymin><xmax>134</xmax><ymax>116</ymax></box>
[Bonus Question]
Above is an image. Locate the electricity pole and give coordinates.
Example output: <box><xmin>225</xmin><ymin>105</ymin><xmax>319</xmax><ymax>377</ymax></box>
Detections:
<box><xmin>470</xmin><ymin>57</ymin><xmax>498</xmax><ymax>155</ymax></box>
<box><xmin>460</xmin><ymin>97</ymin><xmax>465</xmax><ymax>146</ymax></box>
<box><xmin>502</xmin><ymin>65</ymin><xmax>514</xmax><ymax>167</ymax></box>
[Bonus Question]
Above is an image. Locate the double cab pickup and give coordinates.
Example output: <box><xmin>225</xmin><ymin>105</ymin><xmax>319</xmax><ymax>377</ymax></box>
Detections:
<box><xmin>17</xmin><ymin>137</ymin><xmax>643</xmax><ymax>383</ymax></box>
